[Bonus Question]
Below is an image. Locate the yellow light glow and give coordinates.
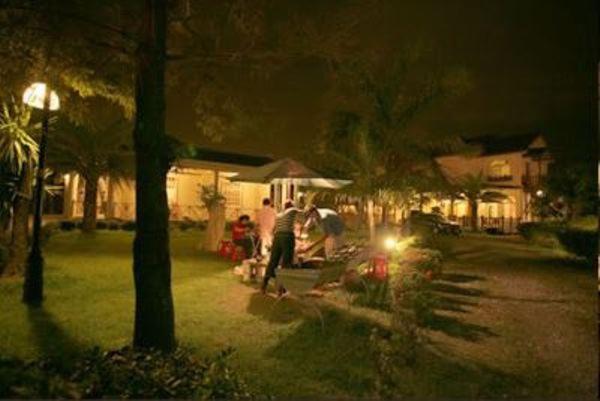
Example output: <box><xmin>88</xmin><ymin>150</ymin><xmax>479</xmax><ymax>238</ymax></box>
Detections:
<box><xmin>22</xmin><ymin>82</ymin><xmax>60</xmax><ymax>111</ymax></box>
<box><xmin>536</xmin><ymin>189</ymin><xmax>544</xmax><ymax>197</ymax></box>
<box><xmin>384</xmin><ymin>237</ymin><xmax>397</xmax><ymax>250</ymax></box>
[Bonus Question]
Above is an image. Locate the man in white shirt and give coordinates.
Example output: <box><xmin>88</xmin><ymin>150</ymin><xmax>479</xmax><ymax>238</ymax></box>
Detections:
<box><xmin>255</xmin><ymin>198</ymin><xmax>277</xmax><ymax>255</ymax></box>
<box><xmin>305</xmin><ymin>206</ymin><xmax>345</xmax><ymax>259</ymax></box>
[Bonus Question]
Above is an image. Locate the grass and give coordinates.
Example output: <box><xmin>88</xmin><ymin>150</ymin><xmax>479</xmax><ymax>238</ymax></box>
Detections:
<box><xmin>0</xmin><ymin>230</ymin><xmax>596</xmax><ymax>398</ymax></box>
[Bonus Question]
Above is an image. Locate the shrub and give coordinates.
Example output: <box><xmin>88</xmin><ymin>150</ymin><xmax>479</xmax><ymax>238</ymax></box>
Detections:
<box><xmin>121</xmin><ymin>221</ymin><xmax>136</xmax><ymax>231</ymax></box>
<box><xmin>59</xmin><ymin>220</ymin><xmax>77</xmax><ymax>231</ymax></box>
<box><xmin>0</xmin><ymin>347</ymin><xmax>254</xmax><ymax>399</ymax></box>
<box><xmin>401</xmin><ymin>248</ymin><xmax>443</xmax><ymax>278</ymax></box>
<box><xmin>40</xmin><ymin>224</ymin><xmax>57</xmax><ymax>245</ymax></box>
<box><xmin>556</xmin><ymin>228</ymin><xmax>597</xmax><ymax>264</ymax></box>
<box><xmin>484</xmin><ymin>227</ymin><xmax>502</xmax><ymax>235</ymax></box>
<box><xmin>107</xmin><ymin>221</ymin><xmax>121</xmax><ymax>230</ymax></box>
<box><xmin>179</xmin><ymin>218</ymin><xmax>198</xmax><ymax>231</ymax></box>
<box><xmin>0</xmin><ymin>243</ymin><xmax>8</xmax><ymax>272</ymax></box>
<box><xmin>96</xmin><ymin>221</ymin><xmax>108</xmax><ymax>230</ymax></box>
<box><xmin>415</xmin><ymin>234</ymin><xmax>453</xmax><ymax>258</ymax></box>
<box><xmin>516</xmin><ymin>221</ymin><xmax>562</xmax><ymax>247</ymax></box>
<box><xmin>353</xmin><ymin>278</ymin><xmax>392</xmax><ymax>311</ymax></box>
<box><xmin>392</xmin><ymin>271</ymin><xmax>437</xmax><ymax>325</ymax></box>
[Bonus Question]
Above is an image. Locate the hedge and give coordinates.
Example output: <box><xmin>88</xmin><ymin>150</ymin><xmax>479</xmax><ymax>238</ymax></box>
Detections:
<box><xmin>0</xmin><ymin>346</ymin><xmax>254</xmax><ymax>399</ymax></box>
<box><xmin>556</xmin><ymin>228</ymin><xmax>597</xmax><ymax>264</ymax></box>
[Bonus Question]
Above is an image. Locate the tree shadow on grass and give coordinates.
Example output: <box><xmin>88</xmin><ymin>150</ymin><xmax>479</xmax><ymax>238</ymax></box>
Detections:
<box><xmin>246</xmin><ymin>293</ymin><xmax>306</xmax><ymax>324</ymax></box>
<box><xmin>399</xmin><ymin>346</ymin><xmax>526</xmax><ymax>399</ymax></box>
<box><xmin>268</xmin><ymin>307</ymin><xmax>379</xmax><ymax>397</ymax></box>
<box><xmin>430</xmin><ymin>282</ymin><xmax>486</xmax><ymax>297</ymax></box>
<box><xmin>435</xmin><ymin>294</ymin><xmax>478</xmax><ymax>313</ymax></box>
<box><xmin>27</xmin><ymin>307</ymin><xmax>83</xmax><ymax>362</ymax></box>
<box><xmin>438</xmin><ymin>273</ymin><xmax>485</xmax><ymax>284</ymax></box>
<box><xmin>423</xmin><ymin>313</ymin><xmax>497</xmax><ymax>342</ymax></box>
<box><xmin>267</xmin><ymin>306</ymin><xmax>519</xmax><ymax>398</ymax></box>
<box><xmin>426</xmin><ymin>277</ymin><xmax>495</xmax><ymax>341</ymax></box>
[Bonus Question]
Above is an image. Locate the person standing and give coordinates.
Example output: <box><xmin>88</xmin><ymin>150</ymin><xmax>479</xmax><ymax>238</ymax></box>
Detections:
<box><xmin>261</xmin><ymin>200</ymin><xmax>303</xmax><ymax>295</ymax></box>
<box><xmin>305</xmin><ymin>206</ymin><xmax>345</xmax><ymax>259</ymax></box>
<box><xmin>255</xmin><ymin>198</ymin><xmax>277</xmax><ymax>255</ymax></box>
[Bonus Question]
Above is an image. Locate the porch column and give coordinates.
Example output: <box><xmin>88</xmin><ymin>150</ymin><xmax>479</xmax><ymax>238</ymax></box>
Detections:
<box><xmin>213</xmin><ymin>170</ymin><xmax>219</xmax><ymax>192</ymax></box>
<box><xmin>106</xmin><ymin>177</ymin><xmax>115</xmax><ymax>219</ymax></box>
<box><xmin>63</xmin><ymin>173</ymin><xmax>74</xmax><ymax>218</ymax></box>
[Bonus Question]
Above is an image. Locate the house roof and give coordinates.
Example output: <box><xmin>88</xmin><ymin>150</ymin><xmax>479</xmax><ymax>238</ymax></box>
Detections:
<box><xmin>181</xmin><ymin>147</ymin><xmax>274</xmax><ymax>167</ymax></box>
<box><xmin>463</xmin><ymin>133</ymin><xmax>543</xmax><ymax>156</ymax></box>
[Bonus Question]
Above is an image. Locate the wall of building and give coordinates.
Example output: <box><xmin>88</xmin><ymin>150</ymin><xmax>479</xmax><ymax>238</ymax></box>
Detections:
<box><xmin>62</xmin><ymin>166</ymin><xmax>270</xmax><ymax>222</ymax></box>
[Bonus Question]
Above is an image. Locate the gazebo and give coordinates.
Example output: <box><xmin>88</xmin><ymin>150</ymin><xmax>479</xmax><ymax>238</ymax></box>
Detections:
<box><xmin>228</xmin><ymin>158</ymin><xmax>351</xmax><ymax>210</ymax></box>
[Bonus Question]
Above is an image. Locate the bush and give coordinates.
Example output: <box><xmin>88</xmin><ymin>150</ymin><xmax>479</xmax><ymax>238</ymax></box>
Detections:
<box><xmin>0</xmin><ymin>347</ymin><xmax>254</xmax><ymax>399</ymax></box>
<box><xmin>556</xmin><ymin>228</ymin><xmax>597</xmax><ymax>264</ymax></box>
<box><xmin>59</xmin><ymin>220</ymin><xmax>77</xmax><ymax>231</ymax></box>
<box><xmin>121</xmin><ymin>221</ymin><xmax>136</xmax><ymax>231</ymax></box>
<box><xmin>392</xmin><ymin>271</ymin><xmax>437</xmax><ymax>325</ymax></box>
<box><xmin>415</xmin><ymin>234</ymin><xmax>453</xmax><ymax>258</ymax></box>
<box><xmin>0</xmin><ymin>243</ymin><xmax>8</xmax><ymax>272</ymax></box>
<box><xmin>40</xmin><ymin>223</ymin><xmax>58</xmax><ymax>245</ymax></box>
<box><xmin>517</xmin><ymin>221</ymin><xmax>562</xmax><ymax>247</ymax></box>
<box><xmin>401</xmin><ymin>248</ymin><xmax>443</xmax><ymax>278</ymax></box>
<box><xmin>107</xmin><ymin>221</ymin><xmax>121</xmax><ymax>230</ymax></box>
<box><xmin>353</xmin><ymin>278</ymin><xmax>392</xmax><ymax>311</ymax></box>
<box><xmin>96</xmin><ymin>221</ymin><xmax>108</xmax><ymax>230</ymax></box>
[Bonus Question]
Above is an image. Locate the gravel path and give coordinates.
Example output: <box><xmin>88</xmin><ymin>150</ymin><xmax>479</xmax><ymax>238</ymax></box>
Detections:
<box><xmin>428</xmin><ymin>235</ymin><xmax>597</xmax><ymax>398</ymax></box>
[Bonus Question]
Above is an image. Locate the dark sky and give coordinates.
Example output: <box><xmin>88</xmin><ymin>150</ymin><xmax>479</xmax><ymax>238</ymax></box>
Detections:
<box><xmin>166</xmin><ymin>0</ymin><xmax>598</xmax><ymax>162</ymax></box>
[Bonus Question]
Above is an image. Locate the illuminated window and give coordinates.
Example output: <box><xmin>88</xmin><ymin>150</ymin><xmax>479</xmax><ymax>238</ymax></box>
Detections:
<box><xmin>222</xmin><ymin>181</ymin><xmax>241</xmax><ymax>209</ymax></box>
<box><xmin>489</xmin><ymin>160</ymin><xmax>511</xmax><ymax>179</ymax></box>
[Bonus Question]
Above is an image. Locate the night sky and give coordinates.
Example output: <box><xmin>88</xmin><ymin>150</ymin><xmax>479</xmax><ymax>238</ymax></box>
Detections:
<box><xmin>166</xmin><ymin>0</ymin><xmax>598</xmax><ymax>162</ymax></box>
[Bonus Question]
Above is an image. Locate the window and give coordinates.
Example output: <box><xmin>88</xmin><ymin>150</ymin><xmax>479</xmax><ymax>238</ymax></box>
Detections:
<box><xmin>222</xmin><ymin>181</ymin><xmax>241</xmax><ymax>209</ymax></box>
<box><xmin>488</xmin><ymin>160</ymin><xmax>511</xmax><ymax>181</ymax></box>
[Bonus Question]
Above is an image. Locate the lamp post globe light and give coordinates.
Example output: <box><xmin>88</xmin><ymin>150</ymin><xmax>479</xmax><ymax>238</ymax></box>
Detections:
<box><xmin>22</xmin><ymin>82</ymin><xmax>59</xmax><ymax>306</ymax></box>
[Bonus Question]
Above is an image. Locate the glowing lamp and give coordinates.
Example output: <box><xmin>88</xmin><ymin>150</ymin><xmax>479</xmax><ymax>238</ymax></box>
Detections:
<box><xmin>384</xmin><ymin>237</ymin><xmax>397</xmax><ymax>251</ymax></box>
<box><xmin>22</xmin><ymin>82</ymin><xmax>60</xmax><ymax>111</ymax></box>
<box><xmin>535</xmin><ymin>189</ymin><xmax>544</xmax><ymax>198</ymax></box>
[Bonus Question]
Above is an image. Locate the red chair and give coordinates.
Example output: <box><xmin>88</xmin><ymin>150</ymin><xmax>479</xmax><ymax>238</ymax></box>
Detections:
<box><xmin>218</xmin><ymin>240</ymin><xmax>234</xmax><ymax>258</ymax></box>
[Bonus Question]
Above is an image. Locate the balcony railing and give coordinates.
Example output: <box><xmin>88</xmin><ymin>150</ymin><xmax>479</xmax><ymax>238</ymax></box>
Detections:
<box><xmin>486</xmin><ymin>174</ymin><xmax>513</xmax><ymax>182</ymax></box>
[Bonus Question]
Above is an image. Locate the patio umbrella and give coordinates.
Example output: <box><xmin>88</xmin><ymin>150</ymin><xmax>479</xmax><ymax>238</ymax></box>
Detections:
<box><xmin>229</xmin><ymin>158</ymin><xmax>351</xmax><ymax>189</ymax></box>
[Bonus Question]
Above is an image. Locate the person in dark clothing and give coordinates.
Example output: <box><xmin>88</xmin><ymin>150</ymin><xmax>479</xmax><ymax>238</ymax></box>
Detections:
<box><xmin>231</xmin><ymin>215</ymin><xmax>254</xmax><ymax>259</ymax></box>
<box><xmin>261</xmin><ymin>200</ymin><xmax>303</xmax><ymax>295</ymax></box>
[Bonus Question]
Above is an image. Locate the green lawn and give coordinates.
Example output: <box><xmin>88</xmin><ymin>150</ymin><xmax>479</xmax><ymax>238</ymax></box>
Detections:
<box><xmin>0</xmin><ymin>230</ymin><xmax>596</xmax><ymax>398</ymax></box>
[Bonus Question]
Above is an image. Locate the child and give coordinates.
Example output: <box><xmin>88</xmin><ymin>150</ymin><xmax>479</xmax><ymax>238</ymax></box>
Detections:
<box><xmin>232</xmin><ymin>215</ymin><xmax>254</xmax><ymax>259</ymax></box>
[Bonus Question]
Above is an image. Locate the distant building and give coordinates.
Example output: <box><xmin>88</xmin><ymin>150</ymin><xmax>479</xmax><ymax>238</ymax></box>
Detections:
<box><xmin>45</xmin><ymin>148</ymin><xmax>277</xmax><ymax>222</ymax></box>
<box><xmin>434</xmin><ymin>133</ymin><xmax>552</xmax><ymax>232</ymax></box>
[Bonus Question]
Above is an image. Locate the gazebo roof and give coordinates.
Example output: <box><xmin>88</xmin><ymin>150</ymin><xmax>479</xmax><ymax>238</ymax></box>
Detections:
<box><xmin>228</xmin><ymin>158</ymin><xmax>351</xmax><ymax>189</ymax></box>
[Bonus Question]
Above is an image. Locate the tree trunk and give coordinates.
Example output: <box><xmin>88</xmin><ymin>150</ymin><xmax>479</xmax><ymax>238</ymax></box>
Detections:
<box><xmin>132</xmin><ymin>0</ymin><xmax>175</xmax><ymax>352</ymax></box>
<box><xmin>367</xmin><ymin>198</ymin><xmax>376</xmax><ymax>241</ymax></box>
<box><xmin>381</xmin><ymin>203</ymin><xmax>388</xmax><ymax>224</ymax></box>
<box><xmin>357</xmin><ymin>197</ymin><xmax>366</xmax><ymax>229</ymax></box>
<box><xmin>81</xmin><ymin>176</ymin><xmax>98</xmax><ymax>233</ymax></box>
<box><xmin>203</xmin><ymin>203</ymin><xmax>225</xmax><ymax>251</ymax></box>
<box><xmin>3</xmin><ymin>167</ymin><xmax>31</xmax><ymax>276</ymax></box>
<box><xmin>469</xmin><ymin>199</ymin><xmax>478</xmax><ymax>231</ymax></box>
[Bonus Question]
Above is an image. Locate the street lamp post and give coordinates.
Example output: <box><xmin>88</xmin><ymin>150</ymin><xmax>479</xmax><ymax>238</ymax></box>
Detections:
<box><xmin>22</xmin><ymin>83</ymin><xmax>59</xmax><ymax>306</ymax></box>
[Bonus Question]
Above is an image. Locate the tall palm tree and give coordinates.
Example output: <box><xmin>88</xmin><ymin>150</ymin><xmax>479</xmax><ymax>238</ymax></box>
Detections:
<box><xmin>0</xmin><ymin>99</ymin><xmax>38</xmax><ymax>276</ymax></box>
<box><xmin>48</xmin><ymin>119</ymin><xmax>132</xmax><ymax>232</ymax></box>
<box><xmin>315</xmin><ymin>53</ymin><xmax>467</xmax><ymax>240</ymax></box>
<box><xmin>457</xmin><ymin>172</ymin><xmax>507</xmax><ymax>231</ymax></box>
